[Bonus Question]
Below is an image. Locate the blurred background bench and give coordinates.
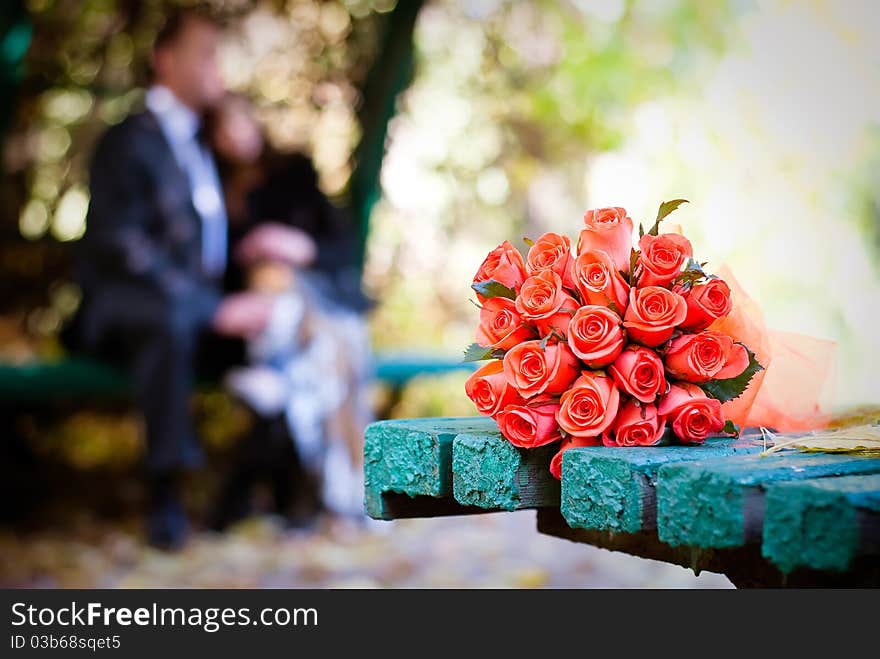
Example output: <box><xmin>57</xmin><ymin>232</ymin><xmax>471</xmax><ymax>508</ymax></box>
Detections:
<box><xmin>0</xmin><ymin>353</ymin><xmax>476</xmax><ymax>416</ymax></box>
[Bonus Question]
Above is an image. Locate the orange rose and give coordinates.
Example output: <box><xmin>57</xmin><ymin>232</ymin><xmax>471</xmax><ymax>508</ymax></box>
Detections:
<box><xmin>623</xmin><ymin>286</ymin><xmax>687</xmax><ymax>347</ymax></box>
<box><xmin>658</xmin><ymin>383</ymin><xmax>725</xmax><ymax>444</ymax></box>
<box><xmin>568</xmin><ymin>305</ymin><xmax>625</xmax><ymax>367</ymax></box>
<box><xmin>664</xmin><ymin>330</ymin><xmax>749</xmax><ymax>384</ymax></box>
<box><xmin>515</xmin><ymin>270</ymin><xmax>580</xmax><ymax>337</ymax></box>
<box><xmin>527</xmin><ymin>232</ymin><xmax>577</xmax><ymax>290</ymax></box>
<box><xmin>636</xmin><ymin>233</ymin><xmax>693</xmax><ymax>288</ymax></box>
<box><xmin>572</xmin><ymin>249</ymin><xmax>630</xmax><ymax>314</ymax></box>
<box><xmin>497</xmin><ymin>396</ymin><xmax>561</xmax><ymax>449</ymax></box>
<box><xmin>608</xmin><ymin>346</ymin><xmax>667</xmax><ymax>403</ymax></box>
<box><xmin>472</xmin><ymin>240</ymin><xmax>528</xmax><ymax>302</ymax></box>
<box><xmin>603</xmin><ymin>400</ymin><xmax>667</xmax><ymax>447</ymax></box>
<box><xmin>464</xmin><ymin>360</ymin><xmax>524</xmax><ymax>418</ymax></box>
<box><xmin>475</xmin><ymin>297</ymin><xmax>537</xmax><ymax>350</ymax></box>
<box><xmin>577</xmin><ymin>207</ymin><xmax>634</xmax><ymax>273</ymax></box>
<box><xmin>549</xmin><ymin>435</ymin><xmax>601</xmax><ymax>480</ymax></box>
<box><xmin>680</xmin><ymin>279</ymin><xmax>733</xmax><ymax>330</ymax></box>
<box><xmin>556</xmin><ymin>372</ymin><xmax>620</xmax><ymax>439</ymax></box>
<box><xmin>502</xmin><ymin>340</ymin><xmax>579</xmax><ymax>398</ymax></box>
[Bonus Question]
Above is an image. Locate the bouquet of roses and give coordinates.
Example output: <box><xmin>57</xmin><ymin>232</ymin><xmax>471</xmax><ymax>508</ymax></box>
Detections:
<box><xmin>464</xmin><ymin>201</ymin><xmax>763</xmax><ymax>479</ymax></box>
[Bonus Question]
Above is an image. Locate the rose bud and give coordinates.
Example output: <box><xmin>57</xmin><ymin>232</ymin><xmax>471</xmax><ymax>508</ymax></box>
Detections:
<box><xmin>549</xmin><ymin>435</ymin><xmax>602</xmax><ymax>480</ymax></box>
<box><xmin>577</xmin><ymin>207</ymin><xmax>634</xmax><ymax>273</ymax></box>
<box><xmin>658</xmin><ymin>383</ymin><xmax>725</xmax><ymax>444</ymax></box>
<box><xmin>497</xmin><ymin>396</ymin><xmax>561</xmax><ymax>449</ymax></box>
<box><xmin>556</xmin><ymin>372</ymin><xmax>620</xmax><ymax>439</ymax></box>
<box><xmin>568</xmin><ymin>305</ymin><xmax>625</xmax><ymax>368</ymax></box>
<box><xmin>623</xmin><ymin>286</ymin><xmax>688</xmax><ymax>347</ymax></box>
<box><xmin>464</xmin><ymin>360</ymin><xmax>525</xmax><ymax>418</ymax></box>
<box><xmin>636</xmin><ymin>233</ymin><xmax>693</xmax><ymax>288</ymax></box>
<box><xmin>476</xmin><ymin>297</ymin><xmax>537</xmax><ymax>351</ymax></box>
<box><xmin>603</xmin><ymin>400</ymin><xmax>667</xmax><ymax>447</ymax></box>
<box><xmin>502</xmin><ymin>340</ymin><xmax>579</xmax><ymax>398</ymax></box>
<box><xmin>527</xmin><ymin>232</ymin><xmax>577</xmax><ymax>291</ymax></box>
<box><xmin>664</xmin><ymin>330</ymin><xmax>750</xmax><ymax>384</ymax></box>
<box><xmin>680</xmin><ymin>279</ymin><xmax>733</xmax><ymax>330</ymax></box>
<box><xmin>515</xmin><ymin>270</ymin><xmax>580</xmax><ymax>337</ymax></box>
<box><xmin>608</xmin><ymin>346</ymin><xmax>667</xmax><ymax>403</ymax></box>
<box><xmin>572</xmin><ymin>249</ymin><xmax>630</xmax><ymax>314</ymax></box>
<box><xmin>472</xmin><ymin>240</ymin><xmax>528</xmax><ymax>302</ymax></box>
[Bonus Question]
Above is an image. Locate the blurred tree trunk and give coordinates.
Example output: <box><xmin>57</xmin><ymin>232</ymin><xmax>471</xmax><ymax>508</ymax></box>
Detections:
<box><xmin>350</xmin><ymin>0</ymin><xmax>425</xmax><ymax>271</ymax></box>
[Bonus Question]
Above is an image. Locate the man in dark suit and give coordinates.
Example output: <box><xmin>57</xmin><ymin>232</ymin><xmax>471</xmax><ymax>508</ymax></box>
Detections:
<box><xmin>75</xmin><ymin>10</ymin><xmax>274</xmax><ymax>549</ymax></box>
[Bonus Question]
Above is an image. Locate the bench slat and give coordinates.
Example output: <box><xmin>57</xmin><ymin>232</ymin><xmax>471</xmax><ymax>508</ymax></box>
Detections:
<box><xmin>657</xmin><ymin>453</ymin><xmax>880</xmax><ymax>549</ymax></box>
<box><xmin>536</xmin><ymin>507</ymin><xmax>879</xmax><ymax>587</ymax></box>
<box><xmin>762</xmin><ymin>473</ymin><xmax>880</xmax><ymax>573</ymax></box>
<box><xmin>364</xmin><ymin>416</ymin><xmax>495</xmax><ymax>520</ymax></box>
<box><xmin>452</xmin><ymin>432</ymin><xmax>559</xmax><ymax>511</ymax></box>
<box><xmin>560</xmin><ymin>439</ymin><xmax>762</xmax><ymax>534</ymax></box>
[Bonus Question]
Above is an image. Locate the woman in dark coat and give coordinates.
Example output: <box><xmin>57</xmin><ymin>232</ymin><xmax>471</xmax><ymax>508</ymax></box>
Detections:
<box><xmin>206</xmin><ymin>95</ymin><xmax>373</xmax><ymax>525</ymax></box>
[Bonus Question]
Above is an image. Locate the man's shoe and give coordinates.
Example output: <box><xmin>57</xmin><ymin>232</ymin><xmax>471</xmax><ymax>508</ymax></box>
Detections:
<box><xmin>147</xmin><ymin>473</ymin><xmax>190</xmax><ymax>550</ymax></box>
<box><xmin>147</xmin><ymin>496</ymin><xmax>190</xmax><ymax>550</ymax></box>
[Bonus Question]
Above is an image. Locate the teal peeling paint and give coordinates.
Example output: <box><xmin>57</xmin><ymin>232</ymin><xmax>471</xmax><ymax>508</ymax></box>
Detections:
<box><xmin>451</xmin><ymin>432</ymin><xmax>559</xmax><ymax>511</ymax></box>
<box><xmin>363</xmin><ymin>417</ymin><xmax>496</xmax><ymax>519</ymax></box>
<box><xmin>763</xmin><ymin>474</ymin><xmax>880</xmax><ymax>573</ymax></box>
<box><xmin>452</xmin><ymin>432</ymin><xmax>520</xmax><ymax>511</ymax></box>
<box><xmin>560</xmin><ymin>440</ymin><xmax>761</xmax><ymax>533</ymax></box>
<box><xmin>657</xmin><ymin>453</ymin><xmax>880</xmax><ymax>549</ymax></box>
<box><xmin>562</xmin><ymin>451</ymin><xmax>644</xmax><ymax>533</ymax></box>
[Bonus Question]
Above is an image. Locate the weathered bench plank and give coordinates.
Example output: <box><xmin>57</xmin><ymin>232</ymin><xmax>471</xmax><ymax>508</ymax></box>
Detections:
<box><xmin>536</xmin><ymin>508</ymin><xmax>880</xmax><ymax>587</ymax></box>
<box><xmin>657</xmin><ymin>453</ymin><xmax>880</xmax><ymax>550</ymax></box>
<box><xmin>364</xmin><ymin>416</ymin><xmax>496</xmax><ymax>520</ymax></box>
<box><xmin>452</xmin><ymin>432</ymin><xmax>559</xmax><ymax>511</ymax></box>
<box><xmin>363</xmin><ymin>416</ymin><xmax>880</xmax><ymax>585</ymax></box>
<box><xmin>762</xmin><ymin>474</ymin><xmax>880</xmax><ymax>574</ymax></box>
<box><xmin>560</xmin><ymin>439</ymin><xmax>763</xmax><ymax>534</ymax></box>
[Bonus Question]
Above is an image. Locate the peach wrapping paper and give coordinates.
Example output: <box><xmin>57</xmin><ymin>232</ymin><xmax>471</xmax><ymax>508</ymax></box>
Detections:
<box><xmin>708</xmin><ymin>265</ymin><xmax>835</xmax><ymax>432</ymax></box>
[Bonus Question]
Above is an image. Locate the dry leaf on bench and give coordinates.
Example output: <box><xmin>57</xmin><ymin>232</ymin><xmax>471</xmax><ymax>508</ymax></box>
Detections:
<box><xmin>760</xmin><ymin>424</ymin><xmax>880</xmax><ymax>456</ymax></box>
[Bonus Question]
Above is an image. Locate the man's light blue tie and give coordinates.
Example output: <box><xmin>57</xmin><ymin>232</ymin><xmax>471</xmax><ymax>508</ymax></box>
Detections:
<box><xmin>182</xmin><ymin>135</ymin><xmax>227</xmax><ymax>278</ymax></box>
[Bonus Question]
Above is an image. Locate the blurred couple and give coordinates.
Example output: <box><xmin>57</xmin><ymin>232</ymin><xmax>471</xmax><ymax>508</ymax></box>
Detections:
<box><xmin>69</xmin><ymin>10</ymin><xmax>373</xmax><ymax>549</ymax></box>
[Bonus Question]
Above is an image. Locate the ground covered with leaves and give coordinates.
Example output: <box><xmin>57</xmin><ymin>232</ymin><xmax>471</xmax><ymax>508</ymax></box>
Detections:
<box><xmin>0</xmin><ymin>510</ymin><xmax>731</xmax><ymax>589</ymax></box>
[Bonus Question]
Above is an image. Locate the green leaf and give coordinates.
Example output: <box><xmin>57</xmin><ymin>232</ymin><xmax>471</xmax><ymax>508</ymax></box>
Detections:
<box><xmin>701</xmin><ymin>347</ymin><xmax>764</xmax><ymax>403</ymax></box>
<box><xmin>722</xmin><ymin>419</ymin><xmax>740</xmax><ymax>437</ymax></box>
<box><xmin>656</xmin><ymin>426</ymin><xmax>676</xmax><ymax>446</ymax></box>
<box><xmin>463</xmin><ymin>343</ymin><xmax>501</xmax><ymax>363</ymax></box>
<box><xmin>624</xmin><ymin>248</ymin><xmax>641</xmax><ymax>286</ymax></box>
<box><xmin>626</xmin><ymin>248</ymin><xmax>640</xmax><ymax>283</ymax></box>
<box><xmin>472</xmin><ymin>279</ymin><xmax>516</xmax><ymax>300</ymax></box>
<box><xmin>672</xmin><ymin>258</ymin><xmax>710</xmax><ymax>289</ymax></box>
<box><xmin>539</xmin><ymin>328</ymin><xmax>565</xmax><ymax>350</ymax></box>
<box><xmin>523</xmin><ymin>236</ymin><xmax>535</xmax><ymax>247</ymax></box>
<box><xmin>638</xmin><ymin>223</ymin><xmax>645</xmax><ymax>238</ymax></box>
<box><xmin>648</xmin><ymin>198</ymin><xmax>689</xmax><ymax>236</ymax></box>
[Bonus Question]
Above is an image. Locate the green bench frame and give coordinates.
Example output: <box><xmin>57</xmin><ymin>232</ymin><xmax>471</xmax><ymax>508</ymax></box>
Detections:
<box><xmin>0</xmin><ymin>354</ymin><xmax>475</xmax><ymax>404</ymax></box>
<box><xmin>364</xmin><ymin>417</ymin><xmax>880</xmax><ymax>587</ymax></box>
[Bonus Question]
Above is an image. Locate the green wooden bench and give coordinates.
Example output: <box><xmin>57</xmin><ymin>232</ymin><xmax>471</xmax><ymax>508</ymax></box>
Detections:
<box><xmin>0</xmin><ymin>353</ymin><xmax>475</xmax><ymax>405</ymax></box>
<box><xmin>364</xmin><ymin>417</ymin><xmax>880</xmax><ymax>587</ymax></box>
